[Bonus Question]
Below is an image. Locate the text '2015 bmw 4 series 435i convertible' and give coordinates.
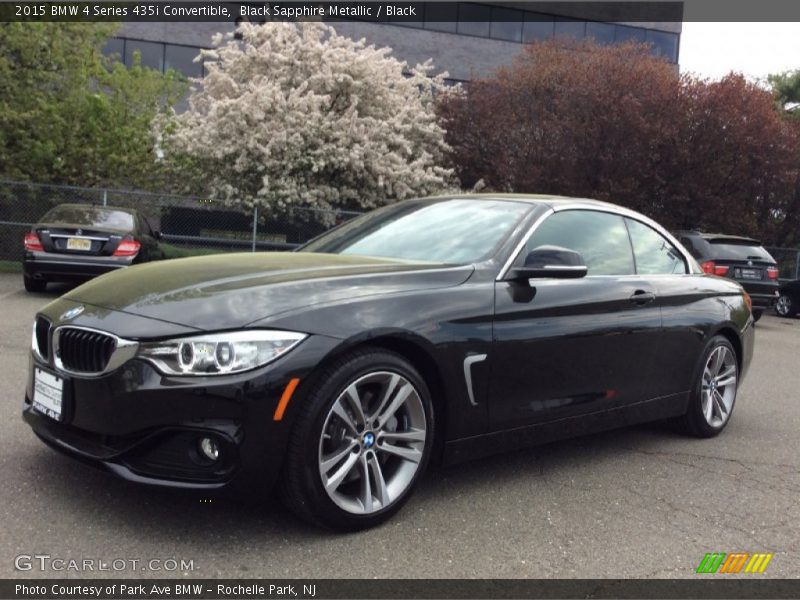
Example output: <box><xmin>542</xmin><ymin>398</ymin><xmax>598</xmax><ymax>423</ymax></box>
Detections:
<box><xmin>23</xmin><ymin>195</ymin><xmax>754</xmax><ymax>530</ymax></box>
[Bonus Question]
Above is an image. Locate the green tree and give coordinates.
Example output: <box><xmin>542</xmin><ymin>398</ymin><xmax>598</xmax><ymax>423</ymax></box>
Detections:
<box><xmin>0</xmin><ymin>23</ymin><xmax>186</xmax><ymax>189</ymax></box>
<box><xmin>768</xmin><ymin>70</ymin><xmax>800</xmax><ymax>118</ymax></box>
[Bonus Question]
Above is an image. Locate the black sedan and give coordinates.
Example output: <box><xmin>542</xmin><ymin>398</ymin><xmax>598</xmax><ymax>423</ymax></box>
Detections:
<box><xmin>23</xmin><ymin>203</ymin><xmax>164</xmax><ymax>292</ymax></box>
<box><xmin>23</xmin><ymin>196</ymin><xmax>754</xmax><ymax>530</ymax></box>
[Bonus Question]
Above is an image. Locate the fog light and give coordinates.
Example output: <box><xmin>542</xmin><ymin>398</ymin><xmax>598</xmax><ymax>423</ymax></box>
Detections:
<box><xmin>199</xmin><ymin>437</ymin><xmax>219</xmax><ymax>461</ymax></box>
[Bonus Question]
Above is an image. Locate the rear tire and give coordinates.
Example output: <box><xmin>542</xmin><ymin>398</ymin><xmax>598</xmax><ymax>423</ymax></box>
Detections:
<box><xmin>280</xmin><ymin>348</ymin><xmax>434</xmax><ymax>531</ymax></box>
<box><xmin>775</xmin><ymin>294</ymin><xmax>796</xmax><ymax>317</ymax></box>
<box><xmin>23</xmin><ymin>276</ymin><xmax>46</xmax><ymax>293</ymax></box>
<box><xmin>752</xmin><ymin>309</ymin><xmax>763</xmax><ymax>322</ymax></box>
<box><xmin>676</xmin><ymin>335</ymin><xmax>738</xmax><ymax>438</ymax></box>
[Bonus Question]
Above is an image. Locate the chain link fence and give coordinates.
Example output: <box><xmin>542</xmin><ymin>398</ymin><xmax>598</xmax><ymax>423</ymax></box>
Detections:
<box><xmin>6</xmin><ymin>180</ymin><xmax>800</xmax><ymax>285</ymax></box>
<box><xmin>0</xmin><ymin>179</ymin><xmax>363</xmax><ymax>263</ymax></box>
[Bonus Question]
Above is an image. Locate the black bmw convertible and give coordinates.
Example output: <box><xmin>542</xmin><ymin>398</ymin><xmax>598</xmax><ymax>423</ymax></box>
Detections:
<box><xmin>23</xmin><ymin>195</ymin><xmax>754</xmax><ymax>530</ymax></box>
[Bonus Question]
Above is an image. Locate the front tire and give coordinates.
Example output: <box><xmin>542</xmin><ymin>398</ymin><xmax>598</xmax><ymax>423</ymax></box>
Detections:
<box><xmin>752</xmin><ymin>309</ymin><xmax>763</xmax><ymax>322</ymax></box>
<box><xmin>676</xmin><ymin>335</ymin><xmax>738</xmax><ymax>438</ymax></box>
<box><xmin>280</xmin><ymin>348</ymin><xmax>434</xmax><ymax>531</ymax></box>
<box><xmin>775</xmin><ymin>294</ymin><xmax>796</xmax><ymax>317</ymax></box>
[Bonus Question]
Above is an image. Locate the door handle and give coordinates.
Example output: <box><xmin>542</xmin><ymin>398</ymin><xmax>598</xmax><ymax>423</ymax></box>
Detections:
<box><xmin>630</xmin><ymin>290</ymin><xmax>656</xmax><ymax>305</ymax></box>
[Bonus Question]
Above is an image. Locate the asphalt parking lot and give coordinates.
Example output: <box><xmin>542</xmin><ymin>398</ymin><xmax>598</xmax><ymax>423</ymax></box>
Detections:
<box><xmin>1</xmin><ymin>272</ymin><xmax>798</xmax><ymax>579</ymax></box>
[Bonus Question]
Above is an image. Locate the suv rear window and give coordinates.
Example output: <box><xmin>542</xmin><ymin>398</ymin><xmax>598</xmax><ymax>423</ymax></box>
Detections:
<box><xmin>708</xmin><ymin>241</ymin><xmax>774</xmax><ymax>262</ymax></box>
<box><xmin>41</xmin><ymin>206</ymin><xmax>135</xmax><ymax>231</ymax></box>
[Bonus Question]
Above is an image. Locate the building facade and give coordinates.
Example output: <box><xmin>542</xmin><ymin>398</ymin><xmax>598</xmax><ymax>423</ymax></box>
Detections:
<box><xmin>109</xmin><ymin>3</ymin><xmax>682</xmax><ymax>84</ymax></box>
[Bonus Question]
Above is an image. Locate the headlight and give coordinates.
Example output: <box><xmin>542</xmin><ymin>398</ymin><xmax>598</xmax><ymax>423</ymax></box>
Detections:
<box><xmin>136</xmin><ymin>330</ymin><xmax>306</xmax><ymax>376</ymax></box>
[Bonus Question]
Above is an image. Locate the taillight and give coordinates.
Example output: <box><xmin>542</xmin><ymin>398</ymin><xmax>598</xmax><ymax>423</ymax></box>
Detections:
<box><xmin>767</xmin><ymin>266</ymin><xmax>779</xmax><ymax>280</ymax></box>
<box><xmin>24</xmin><ymin>232</ymin><xmax>44</xmax><ymax>252</ymax></box>
<box><xmin>743</xmin><ymin>292</ymin><xmax>752</xmax><ymax>312</ymax></box>
<box><xmin>701</xmin><ymin>260</ymin><xmax>729</xmax><ymax>276</ymax></box>
<box><xmin>113</xmin><ymin>240</ymin><xmax>141</xmax><ymax>257</ymax></box>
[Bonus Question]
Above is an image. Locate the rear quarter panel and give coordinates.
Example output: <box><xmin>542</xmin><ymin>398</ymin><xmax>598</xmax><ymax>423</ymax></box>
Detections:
<box><xmin>653</xmin><ymin>274</ymin><xmax>753</xmax><ymax>397</ymax></box>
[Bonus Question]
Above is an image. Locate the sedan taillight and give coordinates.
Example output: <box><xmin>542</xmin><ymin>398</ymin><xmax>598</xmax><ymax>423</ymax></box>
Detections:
<box><xmin>766</xmin><ymin>266</ymin><xmax>779</xmax><ymax>280</ymax></box>
<box><xmin>113</xmin><ymin>240</ymin><xmax>141</xmax><ymax>257</ymax></box>
<box><xmin>701</xmin><ymin>260</ymin><xmax>729</xmax><ymax>276</ymax></box>
<box><xmin>24</xmin><ymin>232</ymin><xmax>44</xmax><ymax>252</ymax></box>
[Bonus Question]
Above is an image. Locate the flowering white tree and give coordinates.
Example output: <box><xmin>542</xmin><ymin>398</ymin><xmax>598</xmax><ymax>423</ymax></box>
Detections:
<box><xmin>159</xmin><ymin>22</ymin><xmax>456</xmax><ymax>215</ymax></box>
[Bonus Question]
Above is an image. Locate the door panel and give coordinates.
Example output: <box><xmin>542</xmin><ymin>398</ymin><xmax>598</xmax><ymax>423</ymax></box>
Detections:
<box><xmin>648</xmin><ymin>275</ymin><xmax>723</xmax><ymax>397</ymax></box>
<box><xmin>490</xmin><ymin>276</ymin><xmax>662</xmax><ymax>429</ymax></box>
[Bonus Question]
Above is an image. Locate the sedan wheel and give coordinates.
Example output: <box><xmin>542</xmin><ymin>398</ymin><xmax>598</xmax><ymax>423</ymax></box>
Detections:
<box><xmin>775</xmin><ymin>294</ymin><xmax>795</xmax><ymax>317</ymax></box>
<box><xmin>318</xmin><ymin>371</ymin><xmax>426</xmax><ymax>516</ymax></box>
<box><xmin>677</xmin><ymin>335</ymin><xmax>738</xmax><ymax>437</ymax></box>
<box><xmin>699</xmin><ymin>345</ymin><xmax>737</xmax><ymax>429</ymax></box>
<box><xmin>281</xmin><ymin>349</ymin><xmax>433</xmax><ymax>530</ymax></box>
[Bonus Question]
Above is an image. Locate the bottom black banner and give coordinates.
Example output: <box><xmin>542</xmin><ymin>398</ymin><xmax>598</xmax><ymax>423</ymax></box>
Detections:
<box><xmin>3</xmin><ymin>579</ymin><xmax>800</xmax><ymax>600</ymax></box>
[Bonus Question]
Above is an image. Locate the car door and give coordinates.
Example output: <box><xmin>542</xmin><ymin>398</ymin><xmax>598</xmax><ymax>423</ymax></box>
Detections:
<box><xmin>626</xmin><ymin>218</ymin><xmax>704</xmax><ymax>399</ymax></box>
<box><xmin>489</xmin><ymin>209</ymin><xmax>663</xmax><ymax>430</ymax></box>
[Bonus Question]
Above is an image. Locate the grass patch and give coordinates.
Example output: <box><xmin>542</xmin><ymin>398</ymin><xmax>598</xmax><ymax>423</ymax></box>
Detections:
<box><xmin>0</xmin><ymin>260</ymin><xmax>22</xmax><ymax>273</ymax></box>
<box><xmin>160</xmin><ymin>243</ymin><xmax>227</xmax><ymax>260</ymax></box>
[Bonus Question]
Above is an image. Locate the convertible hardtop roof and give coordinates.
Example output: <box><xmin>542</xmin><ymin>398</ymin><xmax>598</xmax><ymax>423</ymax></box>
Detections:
<box><xmin>419</xmin><ymin>193</ymin><xmax>619</xmax><ymax>210</ymax></box>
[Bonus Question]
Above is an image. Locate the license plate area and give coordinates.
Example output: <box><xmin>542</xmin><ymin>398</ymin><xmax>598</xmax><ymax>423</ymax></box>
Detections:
<box><xmin>66</xmin><ymin>238</ymin><xmax>92</xmax><ymax>251</ymax></box>
<box><xmin>33</xmin><ymin>367</ymin><xmax>69</xmax><ymax>422</ymax></box>
<box><xmin>736</xmin><ymin>267</ymin><xmax>762</xmax><ymax>280</ymax></box>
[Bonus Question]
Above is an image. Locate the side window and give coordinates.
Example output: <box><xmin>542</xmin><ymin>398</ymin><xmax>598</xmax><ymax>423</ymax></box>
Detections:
<box><xmin>626</xmin><ymin>219</ymin><xmax>687</xmax><ymax>274</ymax></box>
<box><xmin>524</xmin><ymin>210</ymin><xmax>635</xmax><ymax>276</ymax></box>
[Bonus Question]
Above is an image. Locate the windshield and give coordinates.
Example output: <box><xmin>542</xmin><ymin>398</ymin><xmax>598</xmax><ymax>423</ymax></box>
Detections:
<box><xmin>42</xmin><ymin>205</ymin><xmax>135</xmax><ymax>231</ymax></box>
<box><xmin>302</xmin><ymin>199</ymin><xmax>533</xmax><ymax>263</ymax></box>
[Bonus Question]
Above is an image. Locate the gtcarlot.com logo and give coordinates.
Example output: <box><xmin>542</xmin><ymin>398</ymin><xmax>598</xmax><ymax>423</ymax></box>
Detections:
<box><xmin>14</xmin><ymin>554</ymin><xmax>195</xmax><ymax>572</ymax></box>
<box><xmin>696</xmin><ymin>552</ymin><xmax>773</xmax><ymax>574</ymax></box>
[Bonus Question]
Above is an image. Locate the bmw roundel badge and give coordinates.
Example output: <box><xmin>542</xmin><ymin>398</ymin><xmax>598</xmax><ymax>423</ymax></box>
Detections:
<box><xmin>60</xmin><ymin>305</ymin><xmax>85</xmax><ymax>321</ymax></box>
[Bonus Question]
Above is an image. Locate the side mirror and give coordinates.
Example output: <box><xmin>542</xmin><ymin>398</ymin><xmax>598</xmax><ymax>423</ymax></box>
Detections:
<box><xmin>507</xmin><ymin>245</ymin><xmax>588</xmax><ymax>280</ymax></box>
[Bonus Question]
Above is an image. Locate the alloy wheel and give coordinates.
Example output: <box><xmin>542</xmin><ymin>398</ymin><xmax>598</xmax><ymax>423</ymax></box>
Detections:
<box><xmin>318</xmin><ymin>371</ymin><xmax>427</xmax><ymax>515</ymax></box>
<box><xmin>700</xmin><ymin>345</ymin><xmax>737</xmax><ymax>429</ymax></box>
<box><xmin>776</xmin><ymin>294</ymin><xmax>792</xmax><ymax>317</ymax></box>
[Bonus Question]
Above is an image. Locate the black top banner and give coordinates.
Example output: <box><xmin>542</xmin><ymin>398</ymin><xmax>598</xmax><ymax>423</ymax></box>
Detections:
<box><xmin>0</xmin><ymin>1</ymin><xmax>685</xmax><ymax>23</ymax></box>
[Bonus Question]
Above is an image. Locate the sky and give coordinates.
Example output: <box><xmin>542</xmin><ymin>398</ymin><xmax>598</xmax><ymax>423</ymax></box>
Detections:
<box><xmin>680</xmin><ymin>22</ymin><xmax>800</xmax><ymax>82</ymax></box>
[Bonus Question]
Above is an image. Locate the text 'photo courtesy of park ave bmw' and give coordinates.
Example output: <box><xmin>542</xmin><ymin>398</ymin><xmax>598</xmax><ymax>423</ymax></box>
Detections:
<box><xmin>3</xmin><ymin>0</ymin><xmax>800</xmax><ymax>597</ymax></box>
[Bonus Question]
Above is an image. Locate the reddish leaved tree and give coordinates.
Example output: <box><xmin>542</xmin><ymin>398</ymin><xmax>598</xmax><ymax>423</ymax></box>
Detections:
<box><xmin>439</xmin><ymin>40</ymin><xmax>800</xmax><ymax>246</ymax></box>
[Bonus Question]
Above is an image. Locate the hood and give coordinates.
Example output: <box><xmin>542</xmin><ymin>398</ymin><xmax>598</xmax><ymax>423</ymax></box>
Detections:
<box><xmin>62</xmin><ymin>252</ymin><xmax>473</xmax><ymax>332</ymax></box>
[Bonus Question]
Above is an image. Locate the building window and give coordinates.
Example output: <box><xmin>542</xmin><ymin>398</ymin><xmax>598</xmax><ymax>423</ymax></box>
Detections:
<box><xmin>615</xmin><ymin>25</ymin><xmax>647</xmax><ymax>43</ymax></box>
<box><xmin>489</xmin><ymin>7</ymin><xmax>523</xmax><ymax>42</ymax></box>
<box><xmin>646</xmin><ymin>29</ymin><xmax>679</xmax><ymax>62</ymax></box>
<box><xmin>423</xmin><ymin>4</ymin><xmax>458</xmax><ymax>33</ymax></box>
<box><xmin>102</xmin><ymin>37</ymin><xmax>125</xmax><ymax>62</ymax></box>
<box><xmin>103</xmin><ymin>38</ymin><xmax>207</xmax><ymax>78</ymax></box>
<box><xmin>165</xmin><ymin>44</ymin><xmax>203</xmax><ymax>78</ymax></box>
<box><xmin>523</xmin><ymin>14</ymin><xmax>555</xmax><ymax>42</ymax></box>
<box><xmin>585</xmin><ymin>21</ymin><xmax>616</xmax><ymax>45</ymax></box>
<box><xmin>457</xmin><ymin>3</ymin><xmax>491</xmax><ymax>37</ymax></box>
<box><xmin>378</xmin><ymin>3</ymin><xmax>679</xmax><ymax>65</ymax></box>
<box><xmin>124</xmin><ymin>39</ymin><xmax>164</xmax><ymax>72</ymax></box>
<box><xmin>554</xmin><ymin>18</ymin><xmax>586</xmax><ymax>41</ymax></box>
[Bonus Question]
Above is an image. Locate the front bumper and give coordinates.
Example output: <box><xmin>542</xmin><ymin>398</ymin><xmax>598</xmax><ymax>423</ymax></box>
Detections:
<box><xmin>22</xmin><ymin>334</ymin><xmax>340</xmax><ymax>491</ymax></box>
